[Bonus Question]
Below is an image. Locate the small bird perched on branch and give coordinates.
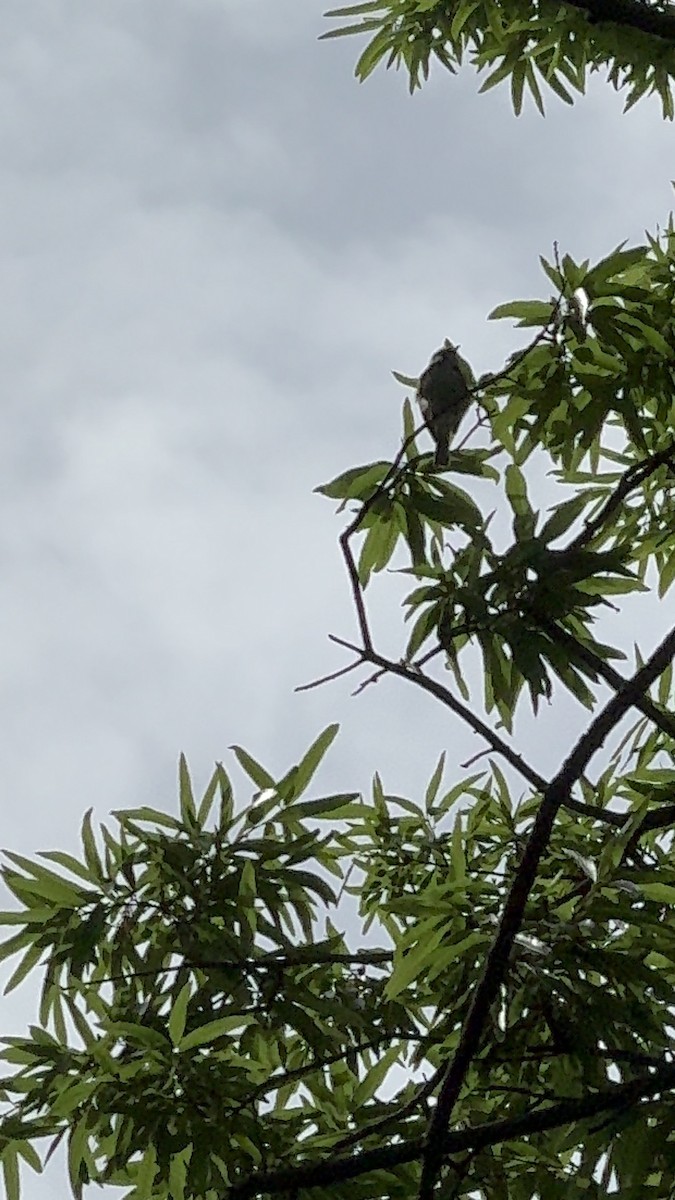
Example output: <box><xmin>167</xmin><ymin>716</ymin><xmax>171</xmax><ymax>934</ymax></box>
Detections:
<box><xmin>416</xmin><ymin>339</ymin><xmax>475</xmax><ymax>467</ymax></box>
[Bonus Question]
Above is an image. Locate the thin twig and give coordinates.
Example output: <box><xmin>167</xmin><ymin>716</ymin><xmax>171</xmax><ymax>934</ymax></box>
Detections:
<box><xmin>414</xmin><ymin>645</ymin><xmax>445</xmax><ymax>668</ymax></box>
<box><xmin>66</xmin><ymin>947</ymin><xmax>395</xmax><ymax>990</ymax></box>
<box><xmin>295</xmin><ymin>658</ymin><xmax>365</xmax><ymax>693</ymax></box>
<box><xmin>460</xmin><ymin>748</ymin><xmax>495</xmax><ymax>770</ymax></box>
<box><xmin>330</xmin><ymin>635</ymin><xmax>547</xmax><ymax>791</ymax></box>
<box><xmin>568</xmin><ymin>441</ymin><xmax>675</xmax><ymax>553</ymax></box>
<box><xmin>353</xmin><ymin>666</ymin><xmax>387</xmax><ymax>695</ymax></box>
<box><xmin>332</xmin><ymin>1064</ymin><xmax>446</xmax><ymax>1153</ymax></box>
<box><xmin>339</xmin><ymin>530</ymin><xmax>374</xmax><ymax>652</ymax></box>
<box><xmin>227</xmin><ymin>1035</ymin><xmax>402</xmax><ymax>1119</ymax></box>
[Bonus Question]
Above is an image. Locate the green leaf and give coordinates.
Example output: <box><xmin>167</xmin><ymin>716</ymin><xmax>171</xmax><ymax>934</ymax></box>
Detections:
<box><xmin>353</xmin><ymin>1043</ymin><xmax>403</xmax><ymax>1106</ymax></box>
<box><xmin>112</xmin><ymin>806</ymin><xmax>180</xmax><ymax>829</ymax></box>
<box><xmin>405</xmin><ymin>603</ymin><xmax>440</xmax><ymax>659</ymax></box>
<box><xmin>539</xmin><ymin>255</ymin><xmax>563</xmax><ymax>290</ymax></box>
<box><xmin>360</xmin><ymin>507</ymin><xmax>401</xmax><ymax>584</ymax></box>
<box><xmin>80</xmin><ymin>809</ymin><xmax>104</xmax><ymax>883</ymax></box>
<box><xmin>538</xmin><ymin>493</ymin><xmax>590</xmax><ymax>544</ymax></box>
<box><xmin>324</xmin><ymin>2</ymin><xmax>387</xmax><ymax>15</ymax></box>
<box><xmin>658</xmin><ymin>547</ymin><xmax>675</xmax><ymax>598</ymax></box>
<box><xmin>1</xmin><ymin>1145</ymin><xmax>20</xmax><ymax>1200</ymax></box>
<box><xmin>178</xmin><ymin>753</ymin><xmax>196</xmax><ymax>825</ymax></box>
<box><xmin>284</xmin><ymin>725</ymin><xmax>340</xmax><ymax>803</ymax></box>
<box><xmin>511</xmin><ymin>58</ymin><xmax>526</xmax><ymax>115</ymax></box>
<box><xmin>230</xmin><ymin>746</ymin><xmax>275</xmax><ymax>790</ymax></box>
<box><xmin>67</xmin><ymin>1119</ymin><xmax>88</xmax><ymax>1198</ymax></box>
<box><xmin>450</xmin><ymin>813</ymin><xmax>467</xmax><ymax>881</ymax></box>
<box><xmin>424</xmin><ymin>753</ymin><xmax>446</xmax><ymax>812</ymax></box>
<box><xmin>107</xmin><ymin>1023</ymin><xmax>169</xmax><ymax>1051</ymax></box>
<box><xmin>168</xmin><ymin>982</ymin><xmax>192</xmax><ymax>1048</ymax></box>
<box><xmin>639</xmin><ymin>883</ymin><xmax>675</xmax><ymax>903</ymax></box>
<box><xmin>320</xmin><ymin>17</ymin><xmax>383</xmax><ymax>40</ymax></box>
<box><xmin>179</xmin><ymin>1016</ymin><xmax>255</xmax><ymax>1052</ymax></box>
<box><xmin>2</xmin><ymin>852</ymin><xmax>89</xmax><ymax>904</ymax></box>
<box><xmin>585</xmin><ymin>243</ymin><xmax>647</xmax><ymax>288</ymax></box>
<box><xmin>214</xmin><ymin>763</ymin><xmax>234</xmax><ymax>828</ymax></box>
<box><xmin>291</xmin><ymin>792</ymin><xmax>360</xmax><ymax>818</ymax></box>
<box><xmin>392</xmin><ymin>369</ymin><xmax>419</xmax><ymax>388</ymax></box>
<box><xmin>134</xmin><ymin>1145</ymin><xmax>158</xmax><ymax>1200</ymax></box>
<box><xmin>197</xmin><ymin>763</ymin><xmax>225</xmax><ymax>828</ymax></box>
<box><xmin>385</xmin><ymin>921</ymin><xmax>449</xmax><ymax>1000</ymax></box>
<box><xmin>315</xmin><ymin>461</ymin><xmax>391</xmax><ymax>501</ymax></box>
<box><xmin>239</xmin><ymin>858</ymin><xmax>256</xmax><ymax>901</ymax></box>
<box><xmin>431</xmin><ymin>774</ymin><xmax>484</xmax><ymax>817</ymax></box>
<box><xmin>504</xmin><ymin>463</ymin><xmax>536</xmax><ymax>539</ymax></box>
<box><xmin>412</xmin><ymin>484</ymin><xmax>483</xmax><ymax>532</ymax></box>
<box><xmin>0</xmin><ymin>928</ymin><xmax>34</xmax><ymax>967</ymax></box>
<box><xmin>3</xmin><ymin>943</ymin><xmax>44</xmax><ymax>994</ymax></box>
<box><xmin>168</xmin><ymin>1145</ymin><xmax>192</xmax><ymax>1200</ymax></box>
<box><xmin>488</xmin><ymin>299</ymin><xmax>555</xmax><ymax>325</ymax></box>
<box><xmin>451</xmin><ymin>1</ymin><xmax>480</xmax><ymax>39</ymax></box>
<box><xmin>37</xmin><ymin>850</ymin><xmax>94</xmax><ymax>885</ymax></box>
<box><xmin>15</xmin><ymin>1141</ymin><xmax>41</xmax><ymax>1174</ymax></box>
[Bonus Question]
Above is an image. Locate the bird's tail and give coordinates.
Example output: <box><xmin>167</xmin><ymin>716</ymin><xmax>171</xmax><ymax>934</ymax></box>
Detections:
<box><xmin>434</xmin><ymin>439</ymin><xmax>450</xmax><ymax>468</ymax></box>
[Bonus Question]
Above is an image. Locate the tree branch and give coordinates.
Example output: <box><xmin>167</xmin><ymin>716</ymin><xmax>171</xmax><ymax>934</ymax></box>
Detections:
<box><xmin>419</xmin><ymin>623</ymin><xmax>675</xmax><ymax>1200</ymax></box>
<box><xmin>227</xmin><ymin>1062</ymin><xmax>675</xmax><ymax>1199</ymax></box>
<box><xmin>331</xmin><ymin>1064</ymin><xmax>445</xmax><ymax>1152</ymax></box>
<box><xmin>328</xmin><ymin>634</ymin><xmax>621</xmax><ymax>828</ymax></box>
<box><xmin>568</xmin><ymin>441</ymin><xmax>675</xmax><ymax>554</ymax></box>
<box><xmin>295</xmin><ymin>658</ymin><xmax>365</xmax><ymax>693</ymax></box>
<box><xmin>86</xmin><ymin>947</ymin><xmax>394</xmax><ymax>988</ymax></box>
<box><xmin>539</xmin><ymin>616</ymin><xmax>675</xmax><ymax>741</ymax></box>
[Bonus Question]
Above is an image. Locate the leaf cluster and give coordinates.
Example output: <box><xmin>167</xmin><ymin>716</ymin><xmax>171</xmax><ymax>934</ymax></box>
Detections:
<box><xmin>2</xmin><ymin>709</ymin><xmax>675</xmax><ymax>1197</ymax></box>
<box><xmin>322</xmin><ymin>0</ymin><xmax>675</xmax><ymax>117</ymax></box>
<box><xmin>319</xmin><ymin>231</ymin><xmax>675</xmax><ymax>727</ymax></box>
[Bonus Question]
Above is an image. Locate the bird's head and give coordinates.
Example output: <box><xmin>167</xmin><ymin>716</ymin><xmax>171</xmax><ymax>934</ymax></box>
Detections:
<box><xmin>427</xmin><ymin>339</ymin><xmax>460</xmax><ymax>367</ymax></box>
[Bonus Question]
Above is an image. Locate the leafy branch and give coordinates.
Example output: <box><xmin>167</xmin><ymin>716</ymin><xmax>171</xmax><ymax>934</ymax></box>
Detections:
<box><xmin>228</xmin><ymin>1062</ymin><xmax>675</xmax><ymax>1199</ymax></box>
<box><xmin>419</xmin><ymin>623</ymin><xmax>675</xmax><ymax>1199</ymax></box>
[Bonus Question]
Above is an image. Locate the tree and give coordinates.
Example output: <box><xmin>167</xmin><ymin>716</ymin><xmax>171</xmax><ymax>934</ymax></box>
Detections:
<box><xmin>2</xmin><ymin>6</ymin><xmax>675</xmax><ymax>1200</ymax></box>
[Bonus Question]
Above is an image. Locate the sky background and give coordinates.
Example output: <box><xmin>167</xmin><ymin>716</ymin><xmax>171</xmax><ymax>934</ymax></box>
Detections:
<box><xmin>0</xmin><ymin>1</ymin><xmax>673</xmax><ymax>1194</ymax></box>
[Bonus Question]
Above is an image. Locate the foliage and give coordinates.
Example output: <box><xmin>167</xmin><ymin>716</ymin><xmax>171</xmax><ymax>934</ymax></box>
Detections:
<box><xmin>0</xmin><ymin>226</ymin><xmax>675</xmax><ymax>1198</ymax></box>
<box><xmin>322</xmin><ymin>0</ymin><xmax>675</xmax><ymax>116</ymax></box>
<box><xmin>1</xmin><ymin>709</ymin><xmax>675</xmax><ymax>1199</ymax></box>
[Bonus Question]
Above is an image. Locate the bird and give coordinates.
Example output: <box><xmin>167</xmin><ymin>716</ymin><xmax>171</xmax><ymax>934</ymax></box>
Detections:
<box><xmin>416</xmin><ymin>339</ymin><xmax>474</xmax><ymax>467</ymax></box>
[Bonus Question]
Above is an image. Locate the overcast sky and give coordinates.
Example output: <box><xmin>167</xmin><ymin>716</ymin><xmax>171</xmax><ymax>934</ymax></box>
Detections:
<box><xmin>0</xmin><ymin>2</ymin><xmax>673</xmax><ymax>1194</ymax></box>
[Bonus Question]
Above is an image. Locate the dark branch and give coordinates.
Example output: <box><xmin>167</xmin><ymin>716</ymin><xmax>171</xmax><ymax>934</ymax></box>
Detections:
<box><xmin>228</xmin><ymin>1035</ymin><xmax>406</xmax><ymax>1117</ymax></box>
<box><xmin>227</xmin><ymin>1063</ymin><xmax>675</xmax><ymax>1199</ymax></box>
<box><xmin>331</xmin><ymin>1064</ymin><xmax>445</xmax><ymax>1152</ymax></box>
<box><xmin>419</xmin><ymin>623</ymin><xmax>675</xmax><ymax>1200</ymax></box>
<box><xmin>81</xmin><ymin>947</ymin><xmax>394</xmax><ymax>988</ymax></box>
<box><xmin>563</xmin><ymin>0</ymin><xmax>675</xmax><ymax>42</ymax></box>
<box><xmin>539</xmin><ymin>617</ymin><xmax>675</xmax><ymax>742</ymax></box>
<box><xmin>568</xmin><ymin>441</ymin><xmax>675</xmax><ymax>554</ymax></box>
